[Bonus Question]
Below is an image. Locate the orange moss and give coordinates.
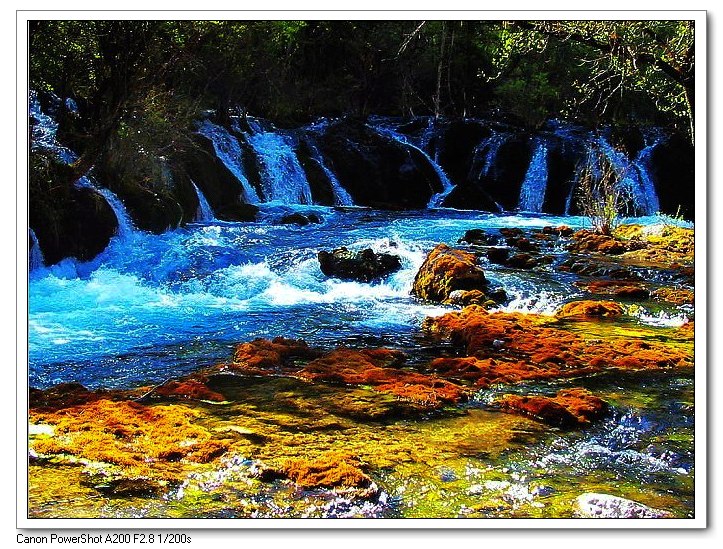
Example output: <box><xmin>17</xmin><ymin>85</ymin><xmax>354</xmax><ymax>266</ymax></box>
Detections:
<box><xmin>569</xmin><ymin>230</ymin><xmax>627</xmax><ymax>255</ymax></box>
<box><xmin>556</xmin><ymin>300</ymin><xmax>625</xmax><ymax>319</ymax></box>
<box><xmin>423</xmin><ymin>306</ymin><xmax>692</xmax><ymax>382</ymax></box>
<box><xmin>153</xmin><ymin>378</ymin><xmax>226</xmax><ymax>402</ymax></box>
<box><xmin>281</xmin><ymin>451</ymin><xmax>371</xmax><ymax>489</ymax></box>
<box><xmin>651</xmin><ymin>287</ymin><xmax>694</xmax><ymax>305</ymax></box>
<box><xmin>412</xmin><ymin>244</ymin><xmax>488</xmax><ymax>303</ymax></box>
<box><xmin>430</xmin><ymin>356</ymin><xmax>598</xmax><ymax>388</ymax></box>
<box><xmin>677</xmin><ymin>321</ymin><xmax>694</xmax><ymax>338</ymax></box>
<box><xmin>298</xmin><ymin>348</ymin><xmax>466</xmax><ymax>407</ymax></box>
<box><xmin>228</xmin><ymin>337</ymin><xmax>321</xmax><ymax>375</ymax></box>
<box><xmin>30</xmin><ymin>399</ymin><xmax>228</xmax><ymax>467</ymax></box>
<box><xmin>497</xmin><ymin>388</ymin><xmax>608</xmax><ymax>428</ymax></box>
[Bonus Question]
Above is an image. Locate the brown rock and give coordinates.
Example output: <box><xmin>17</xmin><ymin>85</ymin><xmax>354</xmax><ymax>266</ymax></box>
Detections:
<box><xmin>412</xmin><ymin>244</ymin><xmax>489</xmax><ymax>303</ymax></box>
<box><xmin>497</xmin><ymin>388</ymin><xmax>608</xmax><ymax>428</ymax></box>
<box><xmin>555</xmin><ymin>300</ymin><xmax>625</xmax><ymax>319</ymax></box>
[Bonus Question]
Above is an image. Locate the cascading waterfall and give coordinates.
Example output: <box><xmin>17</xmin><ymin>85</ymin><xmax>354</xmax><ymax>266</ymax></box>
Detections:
<box><xmin>304</xmin><ymin>140</ymin><xmax>354</xmax><ymax>206</ymax></box>
<box><xmin>596</xmin><ymin>135</ymin><xmax>661</xmax><ymax>216</ymax></box>
<box><xmin>30</xmin><ymin>91</ymin><xmax>76</xmax><ymax>164</ymax></box>
<box><xmin>469</xmin><ymin>131</ymin><xmax>508</xmax><ymax>180</ymax></box>
<box><xmin>245</xmin><ymin>129</ymin><xmax>314</xmax><ymax>205</ymax></box>
<box><xmin>75</xmin><ymin>177</ymin><xmax>135</xmax><ymax>238</ymax></box>
<box><xmin>191</xmin><ymin>180</ymin><xmax>217</xmax><ymax>222</ymax></box>
<box><xmin>30</xmin><ymin>91</ymin><xmax>136</xmax><ymax>238</ymax></box>
<box><xmin>369</xmin><ymin>123</ymin><xmax>455</xmax><ymax>208</ymax></box>
<box><xmin>197</xmin><ymin>120</ymin><xmax>261</xmax><ymax>204</ymax></box>
<box><xmin>518</xmin><ymin>138</ymin><xmax>549</xmax><ymax>213</ymax></box>
<box><xmin>633</xmin><ymin>130</ymin><xmax>663</xmax><ymax>215</ymax></box>
<box><xmin>419</xmin><ymin>117</ymin><xmax>441</xmax><ymax>164</ymax></box>
<box><xmin>29</xmin><ymin>228</ymin><xmax>45</xmax><ymax>271</ymax></box>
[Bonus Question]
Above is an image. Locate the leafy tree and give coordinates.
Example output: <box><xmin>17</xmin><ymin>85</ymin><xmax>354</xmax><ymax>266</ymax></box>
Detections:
<box><xmin>505</xmin><ymin>21</ymin><xmax>695</xmax><ymax>138</ymax></box>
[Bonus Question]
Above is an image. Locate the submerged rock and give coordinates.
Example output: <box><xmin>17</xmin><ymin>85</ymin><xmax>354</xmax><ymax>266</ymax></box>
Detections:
<box><xmin>298</xmin><ymin>348</ymin><xmax>466</xmax><ymax>408</ymax></box>
<box><xmin>228</xmin><ymin>337</ymin><xmax>322</xmax><ymax>375</ymax></box>
<box><xmin>81</xmin><ymin>469</ymin><xmax>177</xmax><ymax>498</ymax></box>
<box><xmin>651</xmin><ymin>287</ymin><xmax>694</xmax><ymax>305</ymax></box>
<box><xmin>318</xmin><ymin>247</ymin><xmax>402</xmax><ymax>282</ymax></box>
<box><xmin>497</xmin><ymin>388</ymin><xmax>608</xmax><ymax>428</ymax></box>
<box><xmin>280</xmin><ymin>212</ymin><xmax>322</xmax><ymax>226</ymax></box>
<box><xmin>575</xmin><ymin>280</ymin><xmax>651</xmax><ymax>300</ymax></box>
<box><xmin>558</xmin><ymin>257</ymin><xmax>640</xmax><ymax>279</ymax></box>
<box><xmin>153</xmin><ymin>378</ymin><xmax>226</xmax><ymax>402</ymax></box>
<box><xmin>459</xmin><ymin>229</ymin><xmax>495</xmax><ymax>246</ymax></box>
<box><xmin>575</xmin><ymin>493</ymin><xmax>672</xmax><ymax>518</ymax></box>
<box><xmin>280</xmin><ymin>451</ymin><xmax>375</xmax><ymax>492</ymax></box>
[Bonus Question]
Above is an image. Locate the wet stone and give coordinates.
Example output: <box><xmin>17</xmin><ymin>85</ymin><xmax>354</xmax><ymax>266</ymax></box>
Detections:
<box><xmin>318</xmin><ymin>247</ymin><xmax>402</xmax><ymax>282</ymax></box>
<box><xmin>575</xmin><ymin>493</ymin><xmax>672</xmax><ymax>518</ymax></box>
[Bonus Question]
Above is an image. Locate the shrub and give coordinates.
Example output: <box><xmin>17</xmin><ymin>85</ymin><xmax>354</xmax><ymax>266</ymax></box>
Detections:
<box><xmin>576</xmin><ymin>152</ymin><xmax>629</xmax><ymax>236</ymax></box>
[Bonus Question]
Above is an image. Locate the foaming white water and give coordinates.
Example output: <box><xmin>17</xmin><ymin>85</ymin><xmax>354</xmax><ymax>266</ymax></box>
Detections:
<box><xmin>29</xmin><ymin>209</ymin><xmax>692</xmax><ymax>388</ymax></box>
<box><xmin>500</xmin><ymin>290</ymin><xmax>570</xmax><ymax>315</ymax></box>
<box><xmin>630</xmin><ymin>306</ymin><xmax>691</xmax><ymax>328</ymax></box>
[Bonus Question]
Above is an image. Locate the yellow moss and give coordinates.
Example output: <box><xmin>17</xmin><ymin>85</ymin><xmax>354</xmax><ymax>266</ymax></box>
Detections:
<box><xmin>282</xmin><ymin>451</ymin><xmax>370</xmax><ymax>489</ymax></box>
<box><xmin>30</xmin><ymin>399</ymin><xmax>228</xmax><ymax>467</ymax></box>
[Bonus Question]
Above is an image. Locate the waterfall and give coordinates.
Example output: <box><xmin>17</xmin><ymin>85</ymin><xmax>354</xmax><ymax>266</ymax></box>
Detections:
<box><xmin>633</xmin><ymin>130</ymin><xmax>663</xmax><ymax>215</ymax></box>
<box><xmin>596</xmin><ymin>134</ymin><xmax>662</xmax><ymax>216</ymax></box>
<box><xmin>518</xmin><ymin>139</ymin><xmax>549</xmax><ymax>213</ymax></box>
<box><xmin>419</xmin><ymin>117</ymin><xmax>441</xmax><ymax>163</ymax></box>
<box><xmin>305</xmin><ymin>140</ymin><xmax>354</xmax><ymax>206</ymax></box>
<box><xmin>29</xmin><ymin>228</ymin><xmax>44</xmax><ymax>271</ymax></box>
<box><xmin>29</xmin><ymin>91</ymin><xmax>76</xmax><ymax>164</ymax></box>
<box><xmin>369</xmin><ymin>123</ymin><xmax>455</xmax><ymax>208</ymax></box>
<box><xmin>75</xmin><ymin>177</ymin><xmax>135</xmax><ymax>238</ymax></box>
<box><xmin>191</xmin><ymin>180</ymin><xmax>216</xmax><ymax>222</ymax></box>
<box><xmin>469</xmin><ymin>131</ymin><xmax>507</xmax><ymax>180</ymax></box>
<box><xmin>197</xmin><ymin>120</ymin><xmax>261</xmax><ymax>204</ymax></box>
<box><xmin>245</xmin><ymin>130</ymin><xmax>313</xmax><ymax>205</ymax></box>
<box><xmin>30</xmin><ymin>91</ymin><xmax>136</xmax><ymax>238</ymax></box>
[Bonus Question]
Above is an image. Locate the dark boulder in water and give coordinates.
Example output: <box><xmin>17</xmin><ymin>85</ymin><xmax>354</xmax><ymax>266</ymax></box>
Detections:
<box><xmin>280</xmin><ymin>212</ymin><xmax>322</xmax><ymax>226</ymax></box>
<box><xmin>318</xmin><ymin>247</ymin><xmax>402</xmax><ymax>282</ymax></box>
<box><xmin>459</xmin><ymin>228</ymin><xmax>496</xmax><ymax>246</ymax></box>
<box><xmin>29</xmin><ymin>159</ymin><xmax>118</xmax><ymax>265</ymax></box>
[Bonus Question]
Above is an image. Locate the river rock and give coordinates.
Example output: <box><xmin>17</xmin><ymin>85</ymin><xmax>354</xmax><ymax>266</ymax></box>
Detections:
<box><xmin>575</xmin><ymin>279</ymin><xmax>650</xmax><ymax>300</ymax></box>
<box><xmin>555</xmin><ymin>300</ymin><xmax>625</xmax><ymax>319</ymax></box>
<box><xmin>569</xmin><ymin>229</ymin><xmax>627</xmax><ymax>255</ymax></box>
<box><xmin>412</xmin><ymin>244</ymin><xmax>492</xmax><ymax>304</ymax></box>
<box><xmin>459</xmin><ymin>229</ymin><xmax>495</xmax><ymax>246</ymax></box>
<box><xmin>280</xmin><ymin>212</ymin><xmax>322</xmax><ymax>225</ymax></box>
<box><xmin>318</xmin><ymin>247</ymin><xmax>402</xmax><ymax>282</ymax></box>
<box><xmin>575</xmin><ymin>493</ymin><xmax>672</xmax><ymax>518</ymax></box>
<box><xmin>497</xmin><ymin>388</ymin><xmax>608</xmax><ymax>428</ymax></box>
